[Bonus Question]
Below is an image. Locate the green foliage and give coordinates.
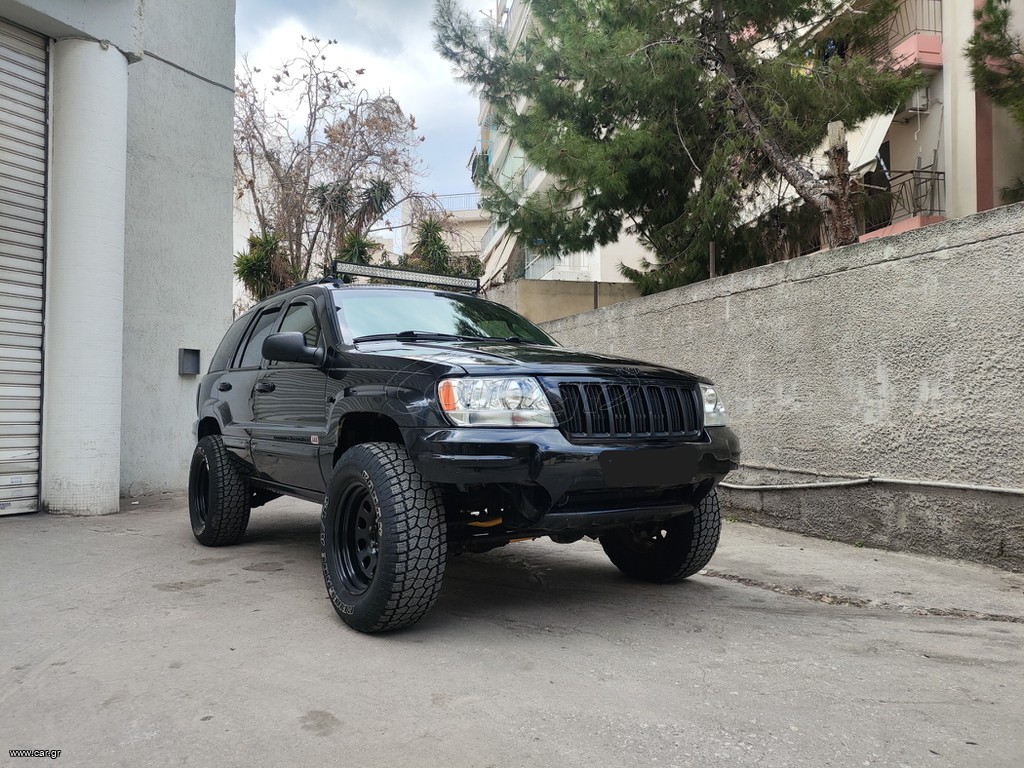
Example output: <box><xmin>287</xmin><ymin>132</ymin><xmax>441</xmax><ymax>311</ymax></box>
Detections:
<box><xmin>966</xmin><ymin>0</ymin><xmax>1024</xmax><ymax>202</ymax></box>
<box><xmin>401</xmin><ymin>216</ymin><xmax>484</xmax><ymax>281</ymax></box>
<box><xmin>338</xmin><ymin>232</ymin><xmax>380</xmax><ymax>266</ymax></box>
<box><xmin>410</xmin><ymin>216</ymin><xmax>452</xmax><ymax>274</ymax></box>
<box><xmin>967</xmin><ymin>0</ymin><xmax>1024</xmax><ymax>126</ymax></box>
<box><xmin>234</xmin><ymin>233</ymin><xmax>286</xmax><ymax>301</ymax></box>
<box><xmin>434</xmin><ymin>0</ymin><xmax>923</xmax><ymax>293</ymax></box>
<box><xmin>1001</xmin><ymin>176</ymin><xmax>1024</xmax><ymax>204</ymax></box>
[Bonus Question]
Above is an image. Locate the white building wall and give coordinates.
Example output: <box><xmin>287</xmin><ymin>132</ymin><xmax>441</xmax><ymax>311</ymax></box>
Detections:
<box><xmin>942</xmin><ymin>0</ymin><xmax>979</xmax><ymax>219</ymax></box>
<box><xmin>0</xmin><ymin>0</ymin><xmax>143</xmax><ymax>59</ymax></box>
<box><xmin>3</xmin><ymin>0</ymin><xmax>235</xmax><ymax>509</ymax></box>
<box><xmin>120</xmin><ymin>0</ymin><xmax>235</xmax><ymax>496</ymax></box>
<box><xmin>42</xmin><ymin>39</ymin><xmax>128</xmax><ymax>515</ymax></box>
<box><xmin>596</xmin><ymin>232</ymin><xmax>651</xmax><ymax>283</ymax></box>
<box><xmin>885</xmin><ymin>71</ymin><xmax>944</xmax><ymax>172</ymax></box>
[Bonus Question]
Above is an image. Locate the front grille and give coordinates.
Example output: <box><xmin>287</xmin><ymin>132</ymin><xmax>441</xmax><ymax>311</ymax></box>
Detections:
<box><xmin>556</xmin><ymin>381</ymin><xmax>703</xmax><ymax>439</ymax></box>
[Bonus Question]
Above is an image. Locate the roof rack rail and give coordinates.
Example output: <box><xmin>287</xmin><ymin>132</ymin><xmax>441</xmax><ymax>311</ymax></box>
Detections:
<box><xmin>330</xmin><ymin>261</ymin><xmax>480</xmax><ymax>294</ymax></box>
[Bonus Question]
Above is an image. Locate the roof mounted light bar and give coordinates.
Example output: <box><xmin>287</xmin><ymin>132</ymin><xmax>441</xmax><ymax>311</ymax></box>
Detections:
<box><xmin>330</xmin><ymin>261</ymin><xmax>480</xmax><ymax>294</ymax></box>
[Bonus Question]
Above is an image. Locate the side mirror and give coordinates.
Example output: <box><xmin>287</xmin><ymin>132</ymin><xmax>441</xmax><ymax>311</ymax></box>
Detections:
<box><xmin>262</xmin><ymin>332</ymin><xmax>325</xmax><ymax>366</ymax></box>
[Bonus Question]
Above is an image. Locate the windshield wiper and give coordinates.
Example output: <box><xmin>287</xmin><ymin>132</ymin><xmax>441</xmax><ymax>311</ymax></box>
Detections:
<box><xmin>455</xmin><ymin>334</ymin><xmax>529</xmax><ymax>343</ymax></box>
<box><xmin>353</xmin><ymin>331</ymin><xmax>535</xmax><ymax>344</ymax></box>
<box><xmin>352</xmin><ymin>330</ymin><xmax>472</xmax><ymax>343</ymax></box>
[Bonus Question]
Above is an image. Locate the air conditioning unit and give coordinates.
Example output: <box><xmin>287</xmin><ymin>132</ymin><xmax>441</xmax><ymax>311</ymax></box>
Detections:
<box><xmin>900</xmin><ymin>86</ymin><xmax>930</xmax><ymax>117</ymax></box>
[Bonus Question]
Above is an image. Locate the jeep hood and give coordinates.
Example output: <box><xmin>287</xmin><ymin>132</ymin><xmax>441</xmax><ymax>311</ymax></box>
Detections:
<box><xmin>351</xmin><ymin>339</ymin><xmax>708</xmax><ymax>382</ymax></box>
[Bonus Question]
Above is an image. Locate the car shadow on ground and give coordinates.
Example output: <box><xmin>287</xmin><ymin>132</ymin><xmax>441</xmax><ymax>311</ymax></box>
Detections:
<box><xmin>224</xmin><ymin>502</ymin><xmax>722</xmax><ymax>635</ymax></box>
<box><xmin>436</xmin><ymin>547</ymin><xmax>718</xmax><ymax>620</ymax></box>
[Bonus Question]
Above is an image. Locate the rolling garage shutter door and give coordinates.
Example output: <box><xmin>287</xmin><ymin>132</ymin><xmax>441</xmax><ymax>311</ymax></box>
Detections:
<box><xmin>0</xmin><ymin>20</ymin><xmax>46</xmax><ymax>515</ymax></box>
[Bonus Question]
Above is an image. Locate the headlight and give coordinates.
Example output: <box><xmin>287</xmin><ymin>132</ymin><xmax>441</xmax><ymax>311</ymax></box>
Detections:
<box><xmin>438</xmin><ymin>377</ymin><xmax>556</xmax><ymax>427</ymax></box>
<box><xmin>699</xmin><ymin>383</ymin><xmax>728</xmax><ymax>427</ymax></box>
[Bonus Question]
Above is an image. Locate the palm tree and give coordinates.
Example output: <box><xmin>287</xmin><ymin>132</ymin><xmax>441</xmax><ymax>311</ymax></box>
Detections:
<box><xmin>409</xmin><ymin>215</ymin><xmax>452</xmax><ymax>275</ymax></box>
<box><xmin>234</xmin><ymin>233</ymin><xmax>284</xmax><ymax>301</ymax></box>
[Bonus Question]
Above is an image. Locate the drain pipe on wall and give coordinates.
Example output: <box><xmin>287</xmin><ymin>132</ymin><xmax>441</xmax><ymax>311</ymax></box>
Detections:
<box><xmin>719</xmin><ymin>467</ymin><xmax>1024</xmax><ymax>497</ymax></box>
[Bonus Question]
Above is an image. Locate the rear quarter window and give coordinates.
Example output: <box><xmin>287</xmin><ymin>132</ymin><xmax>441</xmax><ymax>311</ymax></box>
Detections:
<box><xmin>236</xmin><ymin>306</ymin><xmax>282</xmax><ymax>369</ymax></box>
<box><xmin>209</xmin><ymin>312</ymin><xmax>254</xmax><ymax>372</ymax></box>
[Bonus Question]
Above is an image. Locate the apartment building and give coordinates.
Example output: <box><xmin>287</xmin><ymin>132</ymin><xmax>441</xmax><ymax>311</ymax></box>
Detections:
<box><xmin>831</xmin><ymin>0</ymin><xmax>1024</xmax><ymax>243</ymax></box>
<box><xmin>0</xmin><ymin>1</ymin><xmax>235</xmax><ymax>516</ymax></box>
<box><xmin>401</xmin><ymin>193</ymin><xmax>490</xmax><ymax>267</ymax></box>
<box><xmin>469</xmin><ymin>0</ymin><xmax>651</xmax><ymax>288</ymax></box>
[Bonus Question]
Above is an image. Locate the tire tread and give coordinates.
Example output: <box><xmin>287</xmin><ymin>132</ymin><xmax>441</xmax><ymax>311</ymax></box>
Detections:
<box><xmin>599</xmin><ymin>490</ymin><xmax>722</xmax><ymax>583</ymax></box>
<box><xmin>322</xmin><ymin>442</ymin><xmax>446</xmax><ymax>633</ymax></box>
<box><xmin>189</xmin><ymin>435</ymin><xmax>251</xmax><ymax>546</ymax></box>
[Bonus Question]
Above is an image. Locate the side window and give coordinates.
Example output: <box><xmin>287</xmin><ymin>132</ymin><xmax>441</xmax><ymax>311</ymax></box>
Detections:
<box><xmin>279</xmin><ymin>301</ymin><xmax>321</xmax><ymax>349</ymax></box>
<box><xmin>236</xmin><ymin>307</ymin><xmax>281</xmax><ymax>369</ymax></box>
<box><xmin>209</xmin><ymin>312</ymin><xmax>254</xmax><ymax>372</ymax></box>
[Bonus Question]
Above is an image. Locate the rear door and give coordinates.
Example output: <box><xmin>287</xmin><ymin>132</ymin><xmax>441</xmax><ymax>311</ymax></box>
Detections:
<box><xmin>209</xmin><ymin>303</ymin><xmax>282</xmax><ymax>460</ymax></box>
<box><xmin>250</xmin><ymin>297</ymin><xmax>329</xmax><ymax>492</ymax></box>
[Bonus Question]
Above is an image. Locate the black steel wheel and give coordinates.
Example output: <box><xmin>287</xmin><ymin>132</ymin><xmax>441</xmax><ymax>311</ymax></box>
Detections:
<box><xmin>599</xmin><ymin>489</ymin><xmax>722</xmax><ymax>583</ymax></box>
<box><xmin>321</xmin><ymin>442</ymin><xmax>446</xmax><ymax>633</ymax></box>
<box><xmin>334</xmin><ymin>482</ymin><xmax>380</xmax><ymax>594</ymax></box>
<box><xmin>188</xmin><ymin>435</ymin><xmax>251</xmax><ymax>546</ymax></box>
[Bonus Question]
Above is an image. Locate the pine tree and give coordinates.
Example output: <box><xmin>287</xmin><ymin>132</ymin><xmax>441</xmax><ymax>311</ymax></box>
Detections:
<box><xmin>966</xmin><ymin>0</ymin><xmax>1024</xmax><ymax>203</ymax></box>
<box><xmin>434</xmin><ymin>0</ymin><xmax>923</xmax><ymax>292</ymax></box>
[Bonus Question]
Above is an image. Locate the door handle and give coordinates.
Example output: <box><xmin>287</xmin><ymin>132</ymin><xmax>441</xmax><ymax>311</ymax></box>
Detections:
<box><xmin>255</xmin><ymin>381</ymin><xmax>276</xmax><ymax>393</ymax></box>
<box><xmin>217</xmin><ymin>382</ymin><xmax>232</xmax><ymax>392</ymax></box>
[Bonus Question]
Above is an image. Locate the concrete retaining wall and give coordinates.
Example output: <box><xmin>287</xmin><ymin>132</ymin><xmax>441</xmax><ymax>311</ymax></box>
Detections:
<box><xmin>484</xmin><ymin>279</ymin><xmax>640</xmax><ymax>324</ymax></box>
<box><xmin>541</xmin><ymin>205</ymin><xmax>1024</xmax><ymax>570</ymax></box>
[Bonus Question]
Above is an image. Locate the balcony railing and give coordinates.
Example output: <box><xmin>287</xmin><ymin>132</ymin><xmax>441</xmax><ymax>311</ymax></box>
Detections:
<box><xmin>863</xmin><ymin>167</ymin><xmax>945</xmax><ymax>233</ymax></box>
<box><xmin>869</xmin><ymin>0</ymin><xmax>942</xmax><ymax>58</ymax></box>
<box><xmin>524</xmin><ymin>247</ymin><xmax>591</xmax><ymax>280</ymax></box>
<box><xmin>771</xmin><ymin>166</ymin><xmax>945</xmax><ymax>256</ymax></box>
<box><xmin>523</xmin><ymin>163</ymin><xmax>543</xmax><ymax>191</ymax></box>
<box><xmin>433</xmin><ymin>193</ymin><xmax>481</xmax><ymax>212</ymax></box>
<box><xmin>481</xmin><ymin>219</ymin><xmax>505</xmax><ymax>253</ymax></box>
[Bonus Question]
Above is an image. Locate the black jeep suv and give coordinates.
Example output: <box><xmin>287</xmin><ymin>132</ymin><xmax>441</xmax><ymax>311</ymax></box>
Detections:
<box><xmin>189</xmin><ymin>279</ymin><xmax>740</xmax><ymax>632</ymax></box>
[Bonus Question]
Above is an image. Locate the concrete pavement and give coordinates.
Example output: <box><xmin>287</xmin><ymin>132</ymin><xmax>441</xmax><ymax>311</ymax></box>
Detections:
<box><xmin>2</xmin><ymin>494</ymin><xmax>1022</xmax><ymax>768</ymax></box>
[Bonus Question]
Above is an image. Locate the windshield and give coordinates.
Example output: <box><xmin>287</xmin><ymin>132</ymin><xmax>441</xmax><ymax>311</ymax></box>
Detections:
<box><xmin>332</xmin><ymin>288</ymin><xmax>557</xmax><ymax>346</ymax></box>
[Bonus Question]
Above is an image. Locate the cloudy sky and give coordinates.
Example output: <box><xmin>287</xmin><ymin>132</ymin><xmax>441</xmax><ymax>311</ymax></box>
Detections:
<box><xmin>235</xmin><ymin>0</ymin><xmax>496</xmax><ymax>196</ymax></box>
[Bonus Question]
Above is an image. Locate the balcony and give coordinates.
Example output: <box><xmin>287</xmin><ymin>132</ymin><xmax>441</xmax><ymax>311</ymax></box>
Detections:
<box><xmin>860</xmin><ymin>167</ymin><xmax>946</xmax><ymax>241</ymax></box>
<box><xmin>500</xmin><ymin>0</ymin><xmax>531</xmax><ymax>48</ymax></box>
<box><xmin>874</xmin><ymin>0</ymin><xmax>943</xmax><ymax>70</ymax></box>
<box><xmin>481</xmin><ymin>219</ymin><xmax>506</xmax><ymax>254</ymax></box>
<box><xmin>433</xmin><ymin>193</ymin><xmax>480</xmax><ymax>213</ymax></box>
<box><xmin>524</xmin><ymin>248</ymin><xmax>591</xmax><ymax>281</ymax></box>
<box><xmin>771</xmin><ymin>167</ymin><xmax>945</xmax><ymax>256</ymax></box>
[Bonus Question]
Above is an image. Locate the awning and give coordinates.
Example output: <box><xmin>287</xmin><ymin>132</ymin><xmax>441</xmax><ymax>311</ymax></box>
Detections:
<box><xmin>846</xmin><ymin>109</ymin><xmax>897</xmax><ymax>172</ymax></box>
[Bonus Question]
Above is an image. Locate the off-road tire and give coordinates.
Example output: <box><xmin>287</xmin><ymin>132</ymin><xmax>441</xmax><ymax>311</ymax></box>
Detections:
<box><xmin>321</xmin><ymin>442</ymin><xmax>447</xmax><ymax>633</ymax></box>
<box><xmin>599</xmin><ymin>489</ymin><xmax>721</xmax><ymax>583</ymax></box>
<box><xmin>188</xmin><ymin>435</ymin><xmax>251</xmax><ymax>546</ymax></box>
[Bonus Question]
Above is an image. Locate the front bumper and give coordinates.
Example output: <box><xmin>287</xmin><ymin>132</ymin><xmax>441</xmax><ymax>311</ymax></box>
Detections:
<box><xmin>407</xmin><ymin>425</ymin><xmax>740</xmax><ymax>526</ymax></box>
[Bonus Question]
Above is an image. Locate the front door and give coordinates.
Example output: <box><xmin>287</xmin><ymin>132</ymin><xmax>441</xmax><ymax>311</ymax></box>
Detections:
<box><xmin>211</xmin><ymin>303</ymin><xmax>283</xmax><ymax>462</ymax></box>
<box><xmin>250</xmin><ymin>298</ymin><xmax>328</xmax><ymax>492</ymax></box>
